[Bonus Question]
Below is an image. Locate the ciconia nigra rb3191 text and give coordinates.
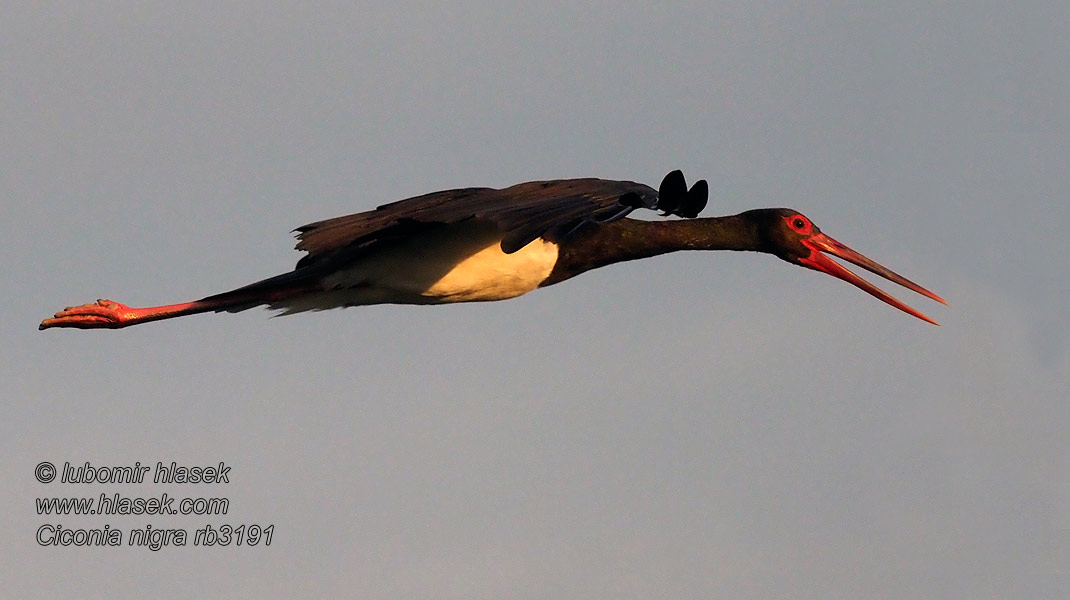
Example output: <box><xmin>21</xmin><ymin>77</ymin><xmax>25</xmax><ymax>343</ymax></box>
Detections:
<box><xmin>39</xmin><ymin>170</ymin><xmax>947</xmax><ymax>330</ymax></box>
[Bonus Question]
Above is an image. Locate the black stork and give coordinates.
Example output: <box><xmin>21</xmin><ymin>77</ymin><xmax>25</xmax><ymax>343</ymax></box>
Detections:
<box><xmin>39</xmin><ymin>170</ymin><xmax>946</xmax><ymax>330</ymax></box>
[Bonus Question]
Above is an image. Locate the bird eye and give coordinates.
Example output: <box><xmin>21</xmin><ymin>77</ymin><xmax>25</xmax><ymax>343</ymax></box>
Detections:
<box><xmin>783</xmin><ymin>215</ymin><xmax>815</xmax><ymax>236</ymax></box>
<box><xmin>787</xmin><ymin>215</ymin><xmax>810</xmax><ymax>233</ymax></box>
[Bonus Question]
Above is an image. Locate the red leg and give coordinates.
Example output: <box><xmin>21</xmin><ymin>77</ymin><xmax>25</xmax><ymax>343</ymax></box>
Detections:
<box><xmin>39</xmin><ymin>298</ymin><xmax>213</xmax><ymax>330</ymax></box>
<box><xmin>40</xmin><ymin>271</ymin><xmax>323</xmax><ymax>331</ymax></box>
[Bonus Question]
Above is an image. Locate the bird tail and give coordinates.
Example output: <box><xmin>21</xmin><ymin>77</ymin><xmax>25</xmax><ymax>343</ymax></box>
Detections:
<box><xmin>196</xmin><ymin>269</ymin><xmax>324</xmax><ymax>313</ymax></box>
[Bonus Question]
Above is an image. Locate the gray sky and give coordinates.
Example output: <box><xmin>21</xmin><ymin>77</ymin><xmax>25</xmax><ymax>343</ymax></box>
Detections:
<box><xmin>4</xmin><ymin>3</ymin><xmax>1067</xmax><ymax>598</ymax></box>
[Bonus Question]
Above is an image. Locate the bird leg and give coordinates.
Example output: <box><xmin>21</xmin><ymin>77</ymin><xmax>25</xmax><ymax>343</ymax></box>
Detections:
<box><xmin>39</xmin><ymin>274</ymin><xmax>325</xmax><ymax>330</ymax></box>
<box><xmin>39</xmin><ymin>299</ymin><xmax>214</xmax><ymax>330</ymax></box>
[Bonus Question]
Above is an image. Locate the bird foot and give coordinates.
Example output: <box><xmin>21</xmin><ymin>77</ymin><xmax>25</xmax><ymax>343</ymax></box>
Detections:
<box><xmin>39</xmin><ymin>299</ymin><xmax>135</xmax><ymax>330</ymax></box>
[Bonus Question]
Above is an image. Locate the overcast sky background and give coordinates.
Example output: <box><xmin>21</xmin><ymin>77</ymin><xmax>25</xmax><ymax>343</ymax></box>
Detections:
<box><xmin>3</xmin><ymin>3</ymin><xmax>1067</xmax><ymax>598</ymax></box>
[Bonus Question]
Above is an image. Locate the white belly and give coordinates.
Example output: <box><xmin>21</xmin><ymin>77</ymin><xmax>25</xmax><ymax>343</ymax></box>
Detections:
<box><xmin>421</xmin><ymin>237</ymin><xmax>559</xmax><ymax>302</ymax></box>
<box><xmin>276</xmin><ymin>221</ymin><xmax>559</xmax><ymax>312</ymax></box>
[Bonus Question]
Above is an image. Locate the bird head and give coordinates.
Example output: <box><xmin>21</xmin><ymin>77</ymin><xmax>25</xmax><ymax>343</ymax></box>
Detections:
<box><xmin>744</xmin><ymin>208</ymin><xmax>948</xmax><ymax>324</ymax></box>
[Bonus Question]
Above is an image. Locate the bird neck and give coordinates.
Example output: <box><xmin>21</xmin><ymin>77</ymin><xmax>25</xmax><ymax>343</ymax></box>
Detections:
<box><xmin>542</xmin><ymin>215</ymin><xmax>762</xmax><ymax>285</ymax></box>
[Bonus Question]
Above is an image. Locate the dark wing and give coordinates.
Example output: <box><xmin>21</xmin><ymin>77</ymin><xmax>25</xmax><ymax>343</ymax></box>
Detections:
<box><xmin>293</xmin><ymin>171</ymin><xmax>706</xmax><ymax>268</ymax></box>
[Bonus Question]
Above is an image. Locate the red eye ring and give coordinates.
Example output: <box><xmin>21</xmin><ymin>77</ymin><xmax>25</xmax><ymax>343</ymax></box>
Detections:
<box><xmin>785</xmin><ymin>215</ymin><xmax>812</xmax><ymax>235</ymax></box>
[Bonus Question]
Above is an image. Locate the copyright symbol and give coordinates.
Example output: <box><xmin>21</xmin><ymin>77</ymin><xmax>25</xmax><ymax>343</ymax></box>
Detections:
<box><xmin>35</xmin><ymin>462</ymin><xmax>56</xmax><ymax>483</ymax></box>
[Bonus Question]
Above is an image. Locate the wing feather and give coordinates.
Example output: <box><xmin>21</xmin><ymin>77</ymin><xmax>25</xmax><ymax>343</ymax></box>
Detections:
<box><xmin>293</xmin><ymin>178</ymin><xmax>661</xmax><ymax>267</ymax></box>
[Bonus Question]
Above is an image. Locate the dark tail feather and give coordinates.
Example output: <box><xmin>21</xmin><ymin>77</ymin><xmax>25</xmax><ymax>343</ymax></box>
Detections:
<box><xmin>196</xmin><ymin>268</ymin><xmax>323</xmax><ymax>313</ymax></box>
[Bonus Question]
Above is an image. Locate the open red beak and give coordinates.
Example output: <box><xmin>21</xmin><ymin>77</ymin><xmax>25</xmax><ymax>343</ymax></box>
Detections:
<box><xmin>800</xmin><ymin>233</ymin><xmax>948</xmax><ymax>325</ymax></box>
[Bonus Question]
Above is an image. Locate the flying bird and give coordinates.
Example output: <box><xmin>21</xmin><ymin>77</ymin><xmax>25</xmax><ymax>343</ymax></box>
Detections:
<box><xmin>39</xmin><ymin>170</ymin><xmax>946</xmax><ymax>330</ymax></box>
